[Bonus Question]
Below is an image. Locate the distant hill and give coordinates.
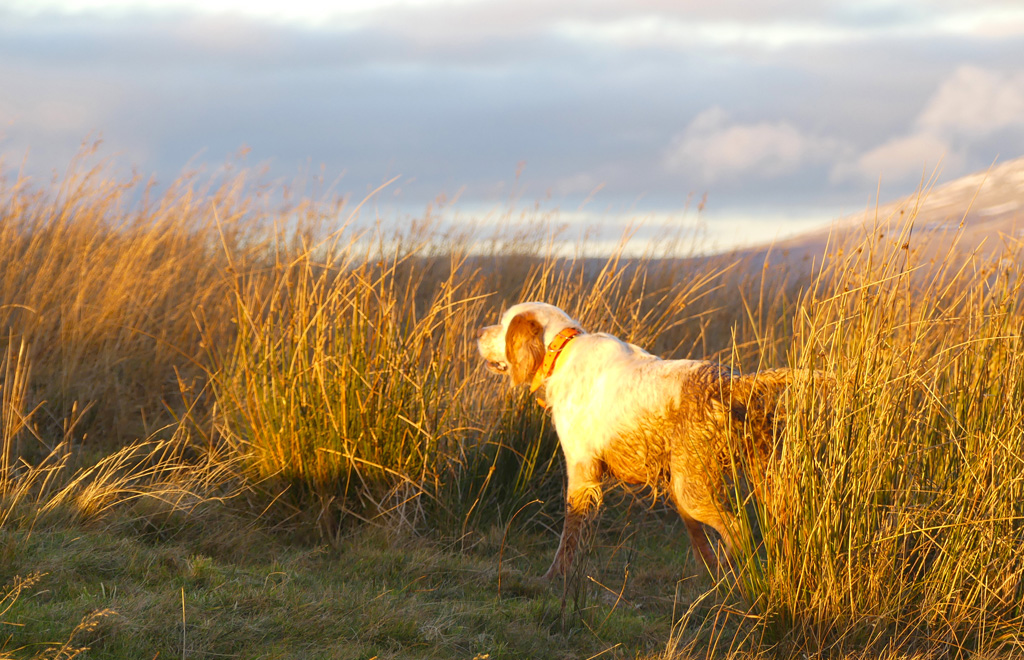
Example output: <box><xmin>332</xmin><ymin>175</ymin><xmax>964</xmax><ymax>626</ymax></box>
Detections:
<box><xmin>740</xmin><ymin>156</ymin><xmax>1024</xmax><ymax>270</ymax></box>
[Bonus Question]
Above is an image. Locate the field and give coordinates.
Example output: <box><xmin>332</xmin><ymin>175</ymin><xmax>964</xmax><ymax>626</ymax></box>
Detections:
<box><xmin>1</xmin><ymin>154</ymin><xmax>1023</xmax><ymax>659</ymax></box>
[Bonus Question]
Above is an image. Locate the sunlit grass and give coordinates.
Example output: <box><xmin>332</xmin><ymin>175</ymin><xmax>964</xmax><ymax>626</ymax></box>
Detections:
<box><xmin>0</xmin><ymin>151</ymin><xmax>1022</xmax><ymax>657</ymax></box>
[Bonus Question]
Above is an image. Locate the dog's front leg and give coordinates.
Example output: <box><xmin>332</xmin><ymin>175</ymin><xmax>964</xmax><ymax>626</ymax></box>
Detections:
<box><xmin>544</xmin><ymin>460</ymin><xmax>603</xmax><ymax>580</ymax></box>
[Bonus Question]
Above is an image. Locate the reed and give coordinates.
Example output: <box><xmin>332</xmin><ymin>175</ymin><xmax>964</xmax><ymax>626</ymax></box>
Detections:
<box><xmin>1</xmin><ymin>153</ymin><xmax>1022</xmax><ymax>657</ymax></box>
<box><xmin>712</xmin><ymin>211</ymin><xmax>1024</xmax><ymax>657</ymax></box>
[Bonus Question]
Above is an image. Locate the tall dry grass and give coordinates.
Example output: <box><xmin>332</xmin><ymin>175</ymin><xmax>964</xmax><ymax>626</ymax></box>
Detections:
<box><xmin>690</xmin><ymin>214</ymin><xmax>1024</xmax><ymax>657</ymax></box>
<box><xmin>0</xmin><ymin>151</ymin><xmax>264</xmax><ymax>447</ymax></box>
<box><xmin>2</xmin><ymin>153</ymin><xmax>1023</xmax><ymax>656</ymax></box>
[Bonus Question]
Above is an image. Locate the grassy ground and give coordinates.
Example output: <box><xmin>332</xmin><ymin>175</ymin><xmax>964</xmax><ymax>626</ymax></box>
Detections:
<box><xmin>2</xmin><ymin>152</ymin><xmax>1023</xmax><ymax>658</ymax></box>
<box><xmin>1</xmin><ymin>496</ymin><xmax>713</xmax><ymax>659</ymax></box>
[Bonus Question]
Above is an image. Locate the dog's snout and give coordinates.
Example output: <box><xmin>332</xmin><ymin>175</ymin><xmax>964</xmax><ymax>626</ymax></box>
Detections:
<box><xmin>475</xmin><ymin>327</ymin><xmax>486</xmax><ymax>339</ymax></box>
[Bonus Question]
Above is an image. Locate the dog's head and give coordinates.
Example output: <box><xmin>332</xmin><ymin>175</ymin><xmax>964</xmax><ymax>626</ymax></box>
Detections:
<box><xmin>476</xmin><ymin>302</ymin><xmax>582</xmax><ymax>386</ymax></box>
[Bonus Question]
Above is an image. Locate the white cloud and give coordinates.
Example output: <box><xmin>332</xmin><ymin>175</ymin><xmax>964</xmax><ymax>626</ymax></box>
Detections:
<box><xmin>12</xmin><ymin>0</ymin><xmax>1024</xmax><ymax>43</ymax></box>
<box><xmin>832</xmin><ymin>131</ymin><xmax>957</xmax><ymax>184</ymax></box>
<box><xmin>664</xmin><ymin>107</ymin><xmax>843</xmax><ymax>183</ymax></box>
<box><xmin>915</xmin><ymin>66</ymin><xmax>1024</xmax><ymax>138</ymax></box>
<box><xmin>835</xmin><ymin>66</ymin><xmax>1024</xmax><ymax>184</ymax></box>
<box><xmin>2</xmin><ymin>0</ymin><xmax>428</xmax><ymax>24</ymax></box>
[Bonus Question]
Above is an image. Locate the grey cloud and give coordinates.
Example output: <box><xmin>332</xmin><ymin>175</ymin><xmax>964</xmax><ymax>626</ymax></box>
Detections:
<box><xmin>8</xmin><ymin>1</ymin><xmax>1020</xmax><ymax>71</ymax></box>
<box><xmin>1</xmin><ymin>3</ymin><xmax>1023</xmax><ymax>224</ymax></box>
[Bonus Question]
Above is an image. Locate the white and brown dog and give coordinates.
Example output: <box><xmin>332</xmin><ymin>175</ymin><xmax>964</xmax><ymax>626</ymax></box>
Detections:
<box><xmin>477</xmin><ymin>301</ymin><xmax>814</xmax><ymax>578</ymax></box>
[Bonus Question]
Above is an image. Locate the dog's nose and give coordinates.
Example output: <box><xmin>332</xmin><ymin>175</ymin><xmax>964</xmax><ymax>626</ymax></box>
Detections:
<box><xmin>475</xmin><ymin>327</ymin><xmax>486</xmax><ymax>339</ymax></box>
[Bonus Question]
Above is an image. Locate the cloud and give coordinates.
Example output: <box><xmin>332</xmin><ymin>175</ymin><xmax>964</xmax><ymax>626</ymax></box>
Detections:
<box><xmin>832</xmin><ymin>132</ymin><xmax>957</xmax><ymax>184</ymax></box>
<box><xmin>9</xmin><ymin>1</ymin><xmax>1023</xmax><ymax>65</ymax></box>
<box><xmin>834</xmin><ymin>66</ymin><xmax>1024</xmax><ymax>184</ymax></box>
<box><xmin>664</xmin><ymin>107</ymin><xmax>844</xmax><ymax>184</ymax></box>
<box><xmin>915</xmin><ymin>65</ymin><xmax>1024</xmax><ymax>138</ymax></box>
<box><xmin>2</xmin><ymin>3</ymin><xmax>1023</xmax><ymax>222</ymax></box>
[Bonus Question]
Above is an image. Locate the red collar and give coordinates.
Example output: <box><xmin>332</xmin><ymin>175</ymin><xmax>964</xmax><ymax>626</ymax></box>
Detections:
<box><xmin>529</xmin><ymin>327</ymin><xmax>583</xmax><ymax>408</ymax></box>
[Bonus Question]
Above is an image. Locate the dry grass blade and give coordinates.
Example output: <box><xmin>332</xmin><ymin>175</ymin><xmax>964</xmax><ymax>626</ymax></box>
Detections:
<box><xmin>2</xmin><ymin>148</ymin><xmax>1024</xmax><ymax>657</ymax></box>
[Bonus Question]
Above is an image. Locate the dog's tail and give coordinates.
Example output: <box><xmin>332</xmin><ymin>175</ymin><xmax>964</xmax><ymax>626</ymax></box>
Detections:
<box><xmin>727</xmin><ymin>368</ymin><xmax>832</xmax><ymax>522</ymax></box>
<box><xmin>727</xmin><ymin>368</ymin><xmax>831</xmax><ymax>450</ymax></box>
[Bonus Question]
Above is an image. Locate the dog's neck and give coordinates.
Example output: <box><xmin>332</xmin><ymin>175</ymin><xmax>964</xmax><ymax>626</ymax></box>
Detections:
<box><xmin>530</xmin><ymin>327</ymin><xmax>583</xmax><ymax>408</ymax></box>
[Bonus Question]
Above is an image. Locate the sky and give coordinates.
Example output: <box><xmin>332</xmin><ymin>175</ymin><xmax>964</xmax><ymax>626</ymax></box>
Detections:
<box><xmin>2</xmin><ymin>0</ymin><xmax>1024</xmax><ymax>249</ymax></box>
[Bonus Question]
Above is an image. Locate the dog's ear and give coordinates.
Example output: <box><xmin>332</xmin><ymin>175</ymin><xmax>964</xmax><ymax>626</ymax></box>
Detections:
<box><xmin>505</xmin><ymin>313</ymin><xmax>545</xmax><ymax>385</ymax></box>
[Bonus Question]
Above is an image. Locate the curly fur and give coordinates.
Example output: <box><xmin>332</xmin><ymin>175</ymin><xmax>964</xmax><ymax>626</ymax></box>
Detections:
<box><xmin>477</xmin><ymin>301</ymin><xmax>823</xmax><ymax>577</ymax></box>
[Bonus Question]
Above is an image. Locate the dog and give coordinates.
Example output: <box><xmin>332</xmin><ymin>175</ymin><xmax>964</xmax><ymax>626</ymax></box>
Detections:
<box><xmin>477</xmin><ymin>301</ymin><xmax>820</xmax><ymax>578</ymax></box>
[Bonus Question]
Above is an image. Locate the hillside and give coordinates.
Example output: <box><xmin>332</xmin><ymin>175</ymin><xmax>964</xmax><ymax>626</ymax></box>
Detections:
<box><xmin>744</xmin><ymin>156</ymin><xmax>1024</xmax><ymax>268</ymax></box>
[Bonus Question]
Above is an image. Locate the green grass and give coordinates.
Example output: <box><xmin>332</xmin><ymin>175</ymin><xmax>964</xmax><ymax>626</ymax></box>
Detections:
<box><xmin>1</xmin><ymin>151</ymin><xmax>1023</xmax><ymax>658</ymax></box>
<box><xmin>0</xmin><ymin>499</ymin><xmax>708</xmax><ymax>659</ymax></box>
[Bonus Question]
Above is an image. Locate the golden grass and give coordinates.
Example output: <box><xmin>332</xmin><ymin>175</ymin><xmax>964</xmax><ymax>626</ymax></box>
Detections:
<box><xmin>1</xmin><ymin>152</ymin><xmax>1023</xmax><ymax>657</ymax></box>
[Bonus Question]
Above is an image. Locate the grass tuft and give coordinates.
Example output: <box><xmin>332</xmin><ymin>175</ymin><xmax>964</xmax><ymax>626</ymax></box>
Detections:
<box><xmin>1</xmin><ymin>152</ymin><xmax>1023</xmax><ymax>657</ymax></box>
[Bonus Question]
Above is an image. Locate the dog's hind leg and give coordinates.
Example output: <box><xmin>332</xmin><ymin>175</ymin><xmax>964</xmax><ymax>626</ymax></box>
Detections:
<box><xmin>669</xmin><ymin>471</ymin><xmax>740</xmax><ymax>573</ymax></box>
<box><xmin>679</xmin><ymin>514</ymin><xmax>719</xmax><ymax>571</ymax></box>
